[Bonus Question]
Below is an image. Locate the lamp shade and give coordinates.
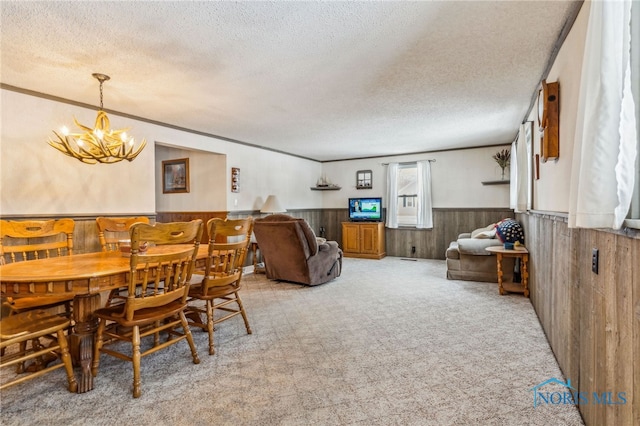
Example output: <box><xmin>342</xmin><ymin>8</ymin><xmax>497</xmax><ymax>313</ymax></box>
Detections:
<box><xmin>261</xmin><ymin>195</ymin><xmax>286</xmax><ymax>213</ymax></box>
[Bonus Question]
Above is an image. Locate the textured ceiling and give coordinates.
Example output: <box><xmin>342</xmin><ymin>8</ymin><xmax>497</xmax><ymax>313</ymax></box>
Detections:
<box><xmin>0</xmin><ymin>1</ymin><xmax>582</xmax><ymax>162</ymax></box>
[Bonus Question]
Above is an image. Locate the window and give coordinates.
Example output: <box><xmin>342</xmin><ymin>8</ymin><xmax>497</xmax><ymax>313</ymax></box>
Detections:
<box><xmin>386</xmin><ymin>160</ymin><xmax>433</xmax><ymax>229</ymax></box>
<box><xmin>396</xmin><ymin>163</ymin><xmax>418</xmax><ymax>226</ymax></box>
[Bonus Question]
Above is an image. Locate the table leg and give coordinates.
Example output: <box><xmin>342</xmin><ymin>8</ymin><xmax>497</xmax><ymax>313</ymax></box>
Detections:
<box><xmin>522</xmin><ymin>254</ymin><xmax>529</xmax><ymax>298</ymax></box>
<box><xmin>495</xmin><ymin>253</ymin><xmax>505</xmax><ymax>295</ymax></box>
<box><xmin>70</xmin><ymin>293</ymin><xmax>101</xmax><ymax>393</ymax></box>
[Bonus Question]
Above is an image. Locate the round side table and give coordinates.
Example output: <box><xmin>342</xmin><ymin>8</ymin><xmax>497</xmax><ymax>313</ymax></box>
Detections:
<box><xmin>486</xmin><ymin>245</ymin><xmax>529</xmax><ymax>297</ymax></box>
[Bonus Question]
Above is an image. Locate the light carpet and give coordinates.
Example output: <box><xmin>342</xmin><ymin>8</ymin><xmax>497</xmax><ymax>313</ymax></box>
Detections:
<box><xmin>0</xmin><ymin>257</ymin><xmax>584</xmax><ymax>425</ymax></box>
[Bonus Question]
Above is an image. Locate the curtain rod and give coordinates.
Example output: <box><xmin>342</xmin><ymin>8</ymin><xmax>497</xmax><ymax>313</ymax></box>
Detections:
<box><xmin>380</xmin><ymin>159</ymin><xmax>436</xmax><ymax>165</ymax></box>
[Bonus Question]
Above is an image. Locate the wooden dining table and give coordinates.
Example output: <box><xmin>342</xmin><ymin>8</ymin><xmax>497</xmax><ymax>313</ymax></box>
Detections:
<box><xmin>0</xmin><ymin>244</ymin><xmax>208</xmax><ymax>393</ymax></box>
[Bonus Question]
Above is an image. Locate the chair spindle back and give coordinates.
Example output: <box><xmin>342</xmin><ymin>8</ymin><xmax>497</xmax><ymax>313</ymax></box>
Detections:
<box><xmin>0</xmin><ymin>219</ymin><xmax>75</xmax><ymax>265</ymax></box>
<box><xmin>96</xmin><ymin>216</ymin><xmax>150</xmax><ymax>252</ymax></box>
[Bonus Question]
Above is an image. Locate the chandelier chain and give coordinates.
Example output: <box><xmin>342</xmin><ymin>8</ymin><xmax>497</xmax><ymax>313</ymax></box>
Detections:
<box><xmin>99</xmin><ymin>80</ymin><xmax>104</xmax><ymax>110</ymax></box>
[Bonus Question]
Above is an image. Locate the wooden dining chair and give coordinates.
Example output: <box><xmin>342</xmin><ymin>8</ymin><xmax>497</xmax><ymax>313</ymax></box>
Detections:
<box><xmin>95</xmin><ymin>216</ymin><xmax>150</xmax><ymax>306</ymax></box>
<box><xmin>0</xmin><ymin>309</ymin><xmax>77</xmax><ymax>392</ymax></box>
<box><xmin>91</xmin><ymin>220</ymin><xmax>203</xmax><ymax>398</ymax></box>
<box><xmin>0</xmin><ymin>219</ymin><xmax>77</xmax><ymax>372</ymax></box>
<box><xmin>1</xmin><ymin>219</ymin><xmax>77</xmax><ymax>315</ymax></box>
<box><xmin>186</xmin><ymin>217</ymin><xmax>254</xmax><ymax>355</ymax></box>
<box><xmin>96</xmin><ymin>216</ymin><xmax>150</xmax><ymax>252</ymax></box>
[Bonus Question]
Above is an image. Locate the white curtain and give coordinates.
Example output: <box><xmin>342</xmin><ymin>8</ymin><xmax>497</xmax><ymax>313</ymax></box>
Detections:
<box><xmin>510</xmin><ymin>124</ymin><xmax>531</xmax><ymax>213</ymax></box>
<box><xmin>509</xmin><ymin>141</ymin><xmax>518</xmax><ymax>211</ymax></box>
<box><xmin>416</xmin><ymin>160</ymin><xmax>433</xmax><ymax>229</ymax></box>
<box><xmin>385</xmin><ymin>162</ymin><xmax>399</xmax><ymax>228</ymax></box>
<box><xmin>568</xmin><ymin>0</ymin><xmax>638</xmax><ymax>229</ymax></box>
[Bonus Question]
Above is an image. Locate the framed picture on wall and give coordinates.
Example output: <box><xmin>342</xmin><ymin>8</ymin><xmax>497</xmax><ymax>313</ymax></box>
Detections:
<box><xmin>162</xmin><ymin>158</ymin><xmax>190</xmax><ymax>193</ymax></box>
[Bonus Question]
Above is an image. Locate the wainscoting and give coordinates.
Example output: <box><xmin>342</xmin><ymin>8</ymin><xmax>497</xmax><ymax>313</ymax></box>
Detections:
<box><xmin>296</xmin><ymin>207</ymin><xmax>514</xmax><ymax>260</ymax></box>
<box><xmin>156</xmin><ymin>211</ymin><xmax>227</xmax><ymax>243</ymax></box>
<box><xmin>517</xmin><ymin>211</ymin><xmax>639</xmax><ymax>426</ymax></box>
<box><xmin>2</xmin><ymin>208</ymin><xmax>514</xmax><ymax>262</ymax></box>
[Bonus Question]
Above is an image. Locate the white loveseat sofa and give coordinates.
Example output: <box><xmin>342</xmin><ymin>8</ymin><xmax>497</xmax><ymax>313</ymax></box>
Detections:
<box><xmin>445</xmin><ymin>223</ymin><xmax>514</xmax><ymax>282</ymax></box>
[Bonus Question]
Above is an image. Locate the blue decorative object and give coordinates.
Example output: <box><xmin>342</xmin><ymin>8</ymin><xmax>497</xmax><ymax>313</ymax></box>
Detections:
<box><xmin>495</xmin><ymin>219</ymin><xmax>525</xmax><ymax>244</ymax></box>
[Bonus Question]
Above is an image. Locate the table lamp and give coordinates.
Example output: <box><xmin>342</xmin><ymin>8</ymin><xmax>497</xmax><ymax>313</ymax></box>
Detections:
<box><xmin>260</xmin><ymin>195</ymin><xmax>286</xmax><ymax>214</ymax></box>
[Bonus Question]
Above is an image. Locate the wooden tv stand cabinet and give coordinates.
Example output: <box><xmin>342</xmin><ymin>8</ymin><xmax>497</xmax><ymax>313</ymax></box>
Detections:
<box><xmin>342</xmin><ymin>222</ymin><xmax>386</xmax><ymax>259</ymax></box>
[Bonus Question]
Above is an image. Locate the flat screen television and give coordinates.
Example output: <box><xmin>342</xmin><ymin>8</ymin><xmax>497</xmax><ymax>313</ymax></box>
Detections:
<box><xmin>349</xmin><ymin>197</ymin><xmax>383</xmax><ymax>222</ymax></box>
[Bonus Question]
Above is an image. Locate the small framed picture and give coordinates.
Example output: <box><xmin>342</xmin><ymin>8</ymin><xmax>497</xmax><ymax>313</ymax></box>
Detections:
<box><xmin>231</xmin><ymin>167</ymin><xmax>240</xmax><ymax>193</ymax></box>
<box><xmin>162</xmin><ymin>158</ymin><xmax>190</xmax><ymax>193</ymax></box>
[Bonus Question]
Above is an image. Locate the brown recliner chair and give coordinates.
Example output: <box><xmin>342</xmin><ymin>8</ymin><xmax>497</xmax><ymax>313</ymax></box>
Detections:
<box><xmin>253</xmin><ymin>214</ymin><xmax>342</xmax><ymax>286</ymax></box>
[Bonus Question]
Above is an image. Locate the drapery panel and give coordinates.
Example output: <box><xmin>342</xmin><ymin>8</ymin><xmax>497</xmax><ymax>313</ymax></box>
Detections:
<box><xmin>509</xmin><ymin>141</ymin><xmax>519</xmax><ymax>211</ymax></box>
<box><xmin>568</xmin><ymin>0</ymin><xmax>638</xmax><ymax>229</ymax></box>
<box><xmin>511</xmin><ymin>123</ymin><xmax>531</xmax><ymax>213</ymax></box>
<box><xmin>416</xmin><ymin>160</ymin><xmax>433</xmax><ymax>229</ymax></box>
<box><xmin>385</xmin><ymin>162</ymin><xmax>399</xmax><ymax>229</ymax></box>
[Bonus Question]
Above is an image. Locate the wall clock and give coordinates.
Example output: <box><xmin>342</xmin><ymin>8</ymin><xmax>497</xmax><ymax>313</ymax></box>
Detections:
<box><xmin>537</xmin><ymin>80</ymin><xmax>560</xmax><ymax>162</ymax></box>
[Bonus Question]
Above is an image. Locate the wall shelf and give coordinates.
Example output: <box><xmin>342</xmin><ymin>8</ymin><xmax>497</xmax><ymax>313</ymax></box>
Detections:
<box><xmin>310</xmin><ymin>186</ymin><xmax>341</xmax><ymax>191</ymax></box>
<box><xmin>482</xmin><ymin>180</ymin><xmax>510</xmax><ymax>185</ymax></box>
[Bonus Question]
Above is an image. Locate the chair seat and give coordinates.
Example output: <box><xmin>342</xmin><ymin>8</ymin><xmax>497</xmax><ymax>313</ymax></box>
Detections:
<box><xmin>0</xmin><ymin>310</ymin><xmax>70</xmax><ymax>344</ymax></box>
<box><xmin>94</xmin><ymin>300</ymin><xmax>186</xmax><ymax>328</ymax></box>
<box><xmin>0</xmin><ymin>309</ymin><xmax>77</xmax><ymax>392</ymax></box>
<box><xmin>188</xmin><ymin>283</ymin><xmax>241</xmax><ymax>300</ymax></box>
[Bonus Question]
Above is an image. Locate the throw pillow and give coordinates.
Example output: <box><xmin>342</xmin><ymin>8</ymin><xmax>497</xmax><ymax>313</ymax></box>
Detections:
<box><xmin>471</xmin><ymin>223</ymin><xmax>495</xmax><ymax>238</ymax></box>
<box><xmin>472</xmin><ymin>229</ymin><xmax>496</xmax><ymax>239</ymax></box>
<box><xmin>495</xmin><ymin>219</ymin><xmax>525</xmax><ymax>244</ymax></box>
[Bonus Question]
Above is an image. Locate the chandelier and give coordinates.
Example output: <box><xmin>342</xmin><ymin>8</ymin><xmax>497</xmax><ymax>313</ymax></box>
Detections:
<box><xmin>48</xmin><ymin>73</ymin><xmax>146</xmax><ymax>164</ymax></box>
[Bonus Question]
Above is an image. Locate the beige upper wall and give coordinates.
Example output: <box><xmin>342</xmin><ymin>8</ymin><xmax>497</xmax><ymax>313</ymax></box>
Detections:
<box><xmin>531</xmin><ymin>1</ymin><xmax>588</xmax><ymax>213</ymax></box>
<box><xmin>0</xmin><ymin>90</ymin><xmax>155</xmax><ymax>216</ymax></box>
<box><xmin>320</xmin><ymin>145</ymin><xmax>513</xmax><ymax>209</ymax></box>
<box><xmin>155</xmin><ymin>145</ymin><xmax>226</xmax><ymax>212</ymax></box>
<box><xmin>0</xmin><ymin>88</ymin><xmax>514</xmax><ymax>215</ymax></box>
<box><xmin>0</xmin><ymin>89</ymin><xmax>322</xmax><ymax>215</ymax></box>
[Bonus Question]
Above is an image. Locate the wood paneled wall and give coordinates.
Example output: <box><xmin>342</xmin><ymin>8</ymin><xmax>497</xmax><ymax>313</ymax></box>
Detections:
<box><xmin>156</xmin><ymin>211</ymin><xmax>227</xmax><ymax>243</ymax></box>
<box><xmin>517</xmin><ymin>212</ymin><xmax>640</xmax><ymax>426</ymax></box>
<box><xmin>302</xmin><ymin>208</ymin><xmax>513</xmax><ymax>259</ymax></box>
<box><xmin>248</xmin><ymin>208</ymin><xmax>512</xmax><ymax>259</ymax></box>
<box><xmin>2</xmin><ymin>208</ymin><xmax>513</xmax><ymax>260</ymax></box>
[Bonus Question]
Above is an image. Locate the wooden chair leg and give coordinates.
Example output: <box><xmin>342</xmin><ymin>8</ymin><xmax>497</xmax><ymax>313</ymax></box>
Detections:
<box><xmin>56</xmin><ymin>329</ymin><xmax>78</xmax><ymax>393</ymax></box>
<box><xmin>153</xmin><ymin>320</ymin><xmax>160</xmax><ymax>347</ymax></box>
<box><xmin>236</xmin><ymin>293</ymin><xmax>252</xmax><ymax>335</ymax></box>
<box><xmin>132</xmin><ymin>325</ymin><xmax>142</xmax><ymax>398</ymax></box>
<box><xmin>179</xmin><ymin>311</ymin><xmax>200</xmax><ymax>365</ymax></box>
<box><xmin>91</xmin><ymin>320</ymin><xmax>106</xmax><ymax>377</ymax></box>
<box><xmin>16</xmin><ymin>341</ymin><xmax>28</xmax><ymax>374</ymax></box>
<box><xmin>206</xmin><ymin>300</ymin><xmax>215</xmax><ymax>355</ymax></box>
